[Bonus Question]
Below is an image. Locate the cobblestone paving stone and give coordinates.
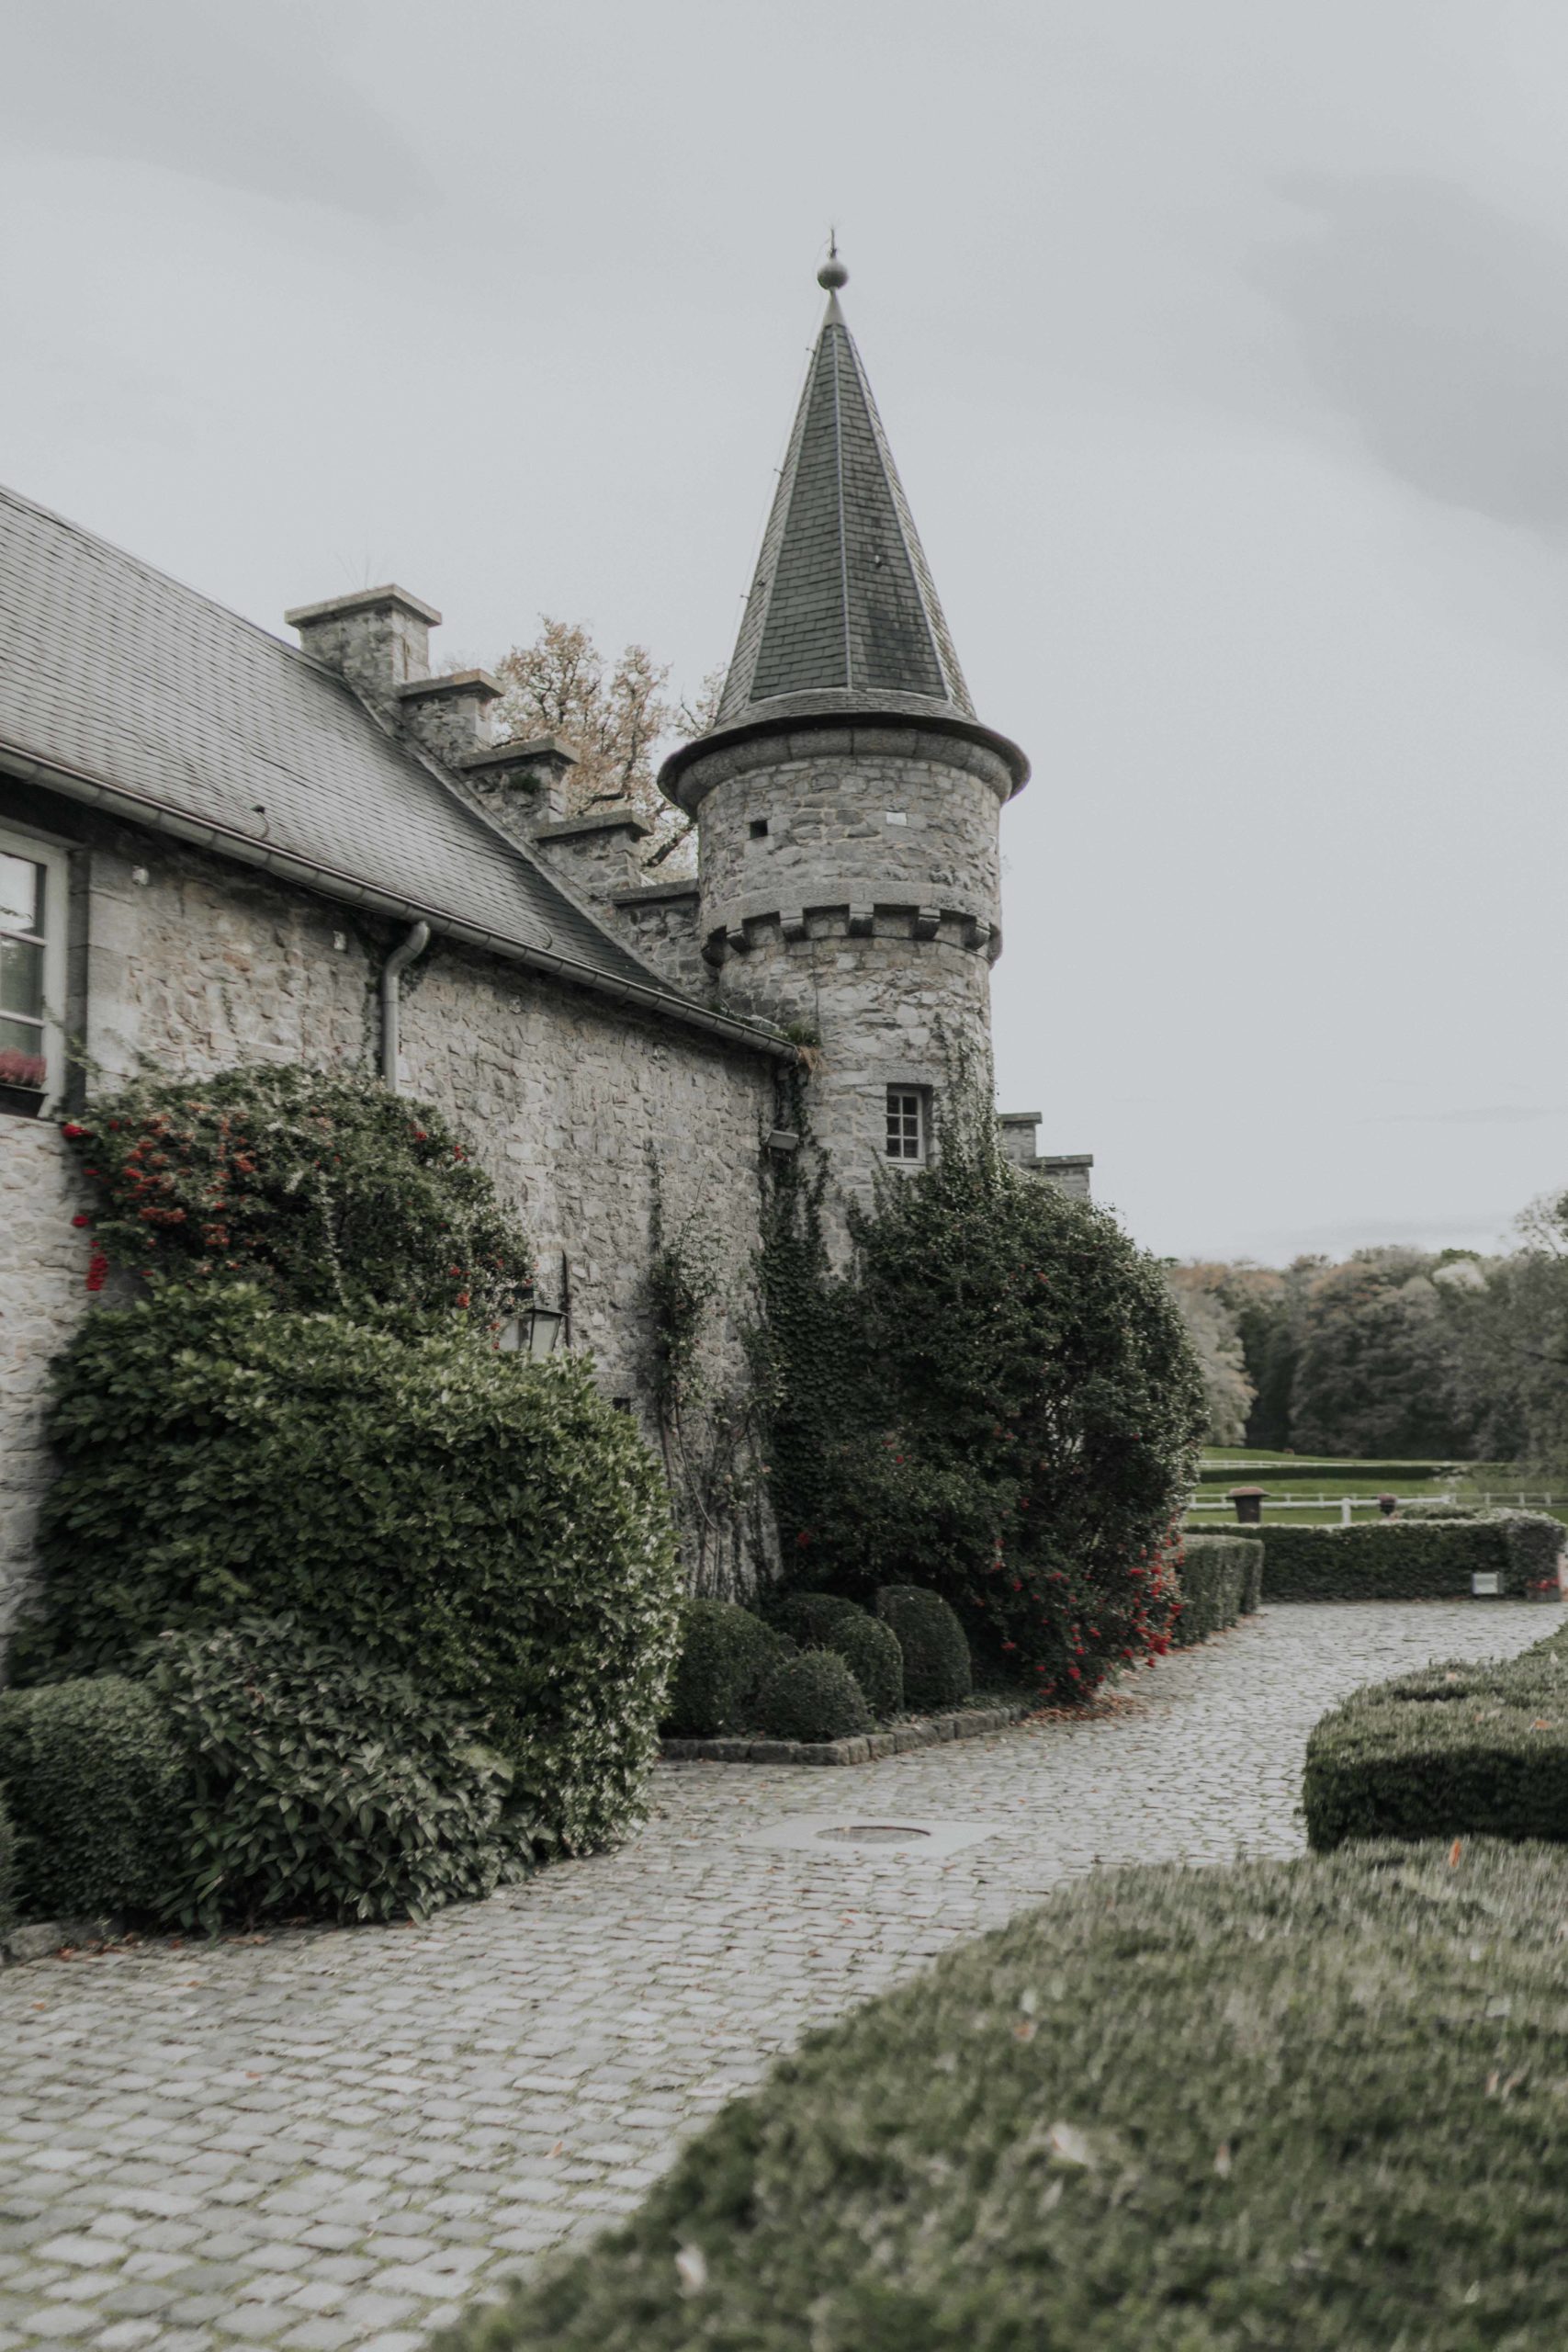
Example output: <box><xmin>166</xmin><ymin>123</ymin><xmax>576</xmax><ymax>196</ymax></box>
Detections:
<box><xmin>0</xmin><ymin>1602</ymin><xmax>1549</xmax><ymax>2348</ymax></box>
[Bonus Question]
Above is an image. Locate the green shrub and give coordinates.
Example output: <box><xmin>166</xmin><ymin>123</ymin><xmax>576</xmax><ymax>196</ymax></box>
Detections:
<box><xmin>754</xmin><ymin>1651</ymin><xmax>872</xmax><ymax>1743</ymax></box>
<box><xmin>1236</xmin><ymin>1540</ymin><xmax>1263</xmax><ymax>1614</ymax></box>
<box><xmin>0</xmin><ymin>1677</ymin><xmax>181</xmax><ymax>1918</ymax></box>
<box><xmin>760</xmin><ymin>1079</ymin><xmax>1203</xmax><ymax>1700</ymax></box>
<box><xmin>23</xmin><ymin>1284</ymin><xmax>682</xmax><ymax>1853</ymax></box>
<box><xmin>434</xmin><ymin>1840</ymin><xmax>1568</xmax><ymax>2352</ymax></box>
<box><xmin>662</xmin><ymin>1600</ymin><xmax>791</xmax><ymax>1737</ymax></box>
<box><xmin>875</xmin><ymin>1586</ymin><xmax>973</xmax><ymax>1712</ymax></box>
<box><xmin>1170</xmin><ymin>1533</ymin><xmax>1250</xmax><ymax>1646</ymax></box>
<box><xmin>1303</xmin><ymin>1623</ymin><xmax>1568</xmax><ymax>1851</ymax></box>
<box><xmin>1398</xmin><ymin>1498</ymin><xmax>1487</xmax><ymax>1520</ymax></box>
<box><xmin>766</xmin><ymin>1591</ymin><xmax>864</xmax><ymax>1645</ymax></box>
<box><xmin>61</xmin><ymin>1062</ymin><xmax>533</xmax><ymax>1337</ymax></box>
<box><xmin>761</xmin><ymin>1596</ymin><xmax>904</xmax><ymax>1720</ymax></box>
<box><xmin>1226</xmin><ymin>1512</ymin><xmax>1562</xmax><ymax>1600</ymax></box>
<box><xmin>147</xmin><ymin>1618</ymin><xmax>526</xmax><ymax>1929</ymax></box>
<box><xmin>819</xmin><ymin>1610</ymin><xmax>903</xmax><ymax>1719</ymax></box>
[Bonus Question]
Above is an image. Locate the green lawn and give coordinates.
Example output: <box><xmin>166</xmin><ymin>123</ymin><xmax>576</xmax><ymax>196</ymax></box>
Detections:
<box><xmin>1190</xmin><ymin>1451</ymin><xmax>1566</xmax><ymax>1530</ymax></box>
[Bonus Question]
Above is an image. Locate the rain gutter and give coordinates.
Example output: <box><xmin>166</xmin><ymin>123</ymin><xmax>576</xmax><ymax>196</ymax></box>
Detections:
<box><xmin>0</xmin><ymin>738</ymin><xmax>796</xmax><ymax>1064</ymax></box>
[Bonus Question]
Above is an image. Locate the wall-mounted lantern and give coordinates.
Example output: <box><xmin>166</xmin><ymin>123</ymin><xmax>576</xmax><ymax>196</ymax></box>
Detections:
<box><xmin>497</xmin><ymin>1301</ymin><xmax>567</xmax><ymax>1359</ymax></box>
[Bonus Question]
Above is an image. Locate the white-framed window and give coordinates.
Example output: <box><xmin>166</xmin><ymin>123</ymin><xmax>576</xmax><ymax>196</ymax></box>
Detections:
<box><xmin>886</xmin><ymin>1085</ymin><xmax>927</xmax><ymax>1164</ymax></box>
<box><xmin>0</xmin><ymin>821</ymin><xmax>69</xmax><ymax>1119</ymax></box>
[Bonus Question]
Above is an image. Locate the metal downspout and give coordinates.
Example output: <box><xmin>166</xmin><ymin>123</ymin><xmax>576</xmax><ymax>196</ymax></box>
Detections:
<box><xmin>380</xmin><ymin>921</ymin><xmax>430</xmax><ymax>1091</ymax></box>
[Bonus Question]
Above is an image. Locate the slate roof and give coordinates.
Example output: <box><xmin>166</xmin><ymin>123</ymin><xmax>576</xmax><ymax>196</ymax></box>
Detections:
<box><xmin>0</xmin><ymin>483</ymin><xmax>784</xmax><ymax>1052</ymax></box>
<box><xmin>663</xmin><ymin>285</ymin><xmax>1027</xmax><ymax>799</ymax></box>
<box><xmin>718</xmin><ymin>288</ymin><xmax>975</xmax><ymax>725</ymax></box>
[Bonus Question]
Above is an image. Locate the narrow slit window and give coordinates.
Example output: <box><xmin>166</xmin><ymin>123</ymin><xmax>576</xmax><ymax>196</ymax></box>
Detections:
<box><xmin>886</xmin><ymin>1086</ymin><xmax>924</xmax><ymax>1162</ymax></box>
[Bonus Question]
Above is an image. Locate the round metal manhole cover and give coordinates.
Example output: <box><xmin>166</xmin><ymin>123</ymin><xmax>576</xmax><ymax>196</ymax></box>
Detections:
<box><xmin>814</xmin><ymin>1824</ymin><xmax>932</xmax><ymax>1845</ymax></box>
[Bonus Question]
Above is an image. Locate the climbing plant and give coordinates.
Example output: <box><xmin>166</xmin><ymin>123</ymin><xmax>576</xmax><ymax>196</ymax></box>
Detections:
<box><xmin>643</xmin><ymin>1157</ymin><xmax>774</xmax><ymax>1597</ymax></box>
<box><xmin>760</xmin><ymin>1058</ymin><xmax>1205</xmax><ymax>1698</ymax></box>
<box><xmin>60</xmin><ymin>1062</ymin><xmax>533</xmax><ymax>1336</ymax></box>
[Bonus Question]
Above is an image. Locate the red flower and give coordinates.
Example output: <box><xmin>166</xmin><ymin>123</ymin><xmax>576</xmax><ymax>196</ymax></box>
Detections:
<box><xmin>85</xmin><ymin>1249</ymin><xmax>108</xmax><ymax>1295</ymax></box>
<box><xmin>456</xmin><ymin>1291</ymin><xmax>470</xmax><ymax>1308</ymax></box>
<box><xmin>71</xmin><ymin>1213</ymin><xmax>91</xmax><ymax>1229</ymax></box>
<box><xmin>61</xmin><ymin>1122</ymin><xmax>86</xmax><ymax>1141</ymax></box>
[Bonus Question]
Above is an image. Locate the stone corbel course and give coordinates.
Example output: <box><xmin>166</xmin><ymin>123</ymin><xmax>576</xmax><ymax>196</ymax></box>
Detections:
<box><xmin>661</xmin><ymin>1697</ymin><xmax>1035</xmax><ymax>1768</ymax></box>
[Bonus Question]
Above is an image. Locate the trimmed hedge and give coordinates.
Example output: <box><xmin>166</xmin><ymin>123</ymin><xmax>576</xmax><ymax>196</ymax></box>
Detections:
<box><xmin>662</xmin><ymin>1601</ymin><xmax>793</xmax><ymax>1738</ymax></box>
<box><xmin>821</xmin><ymin>1611</ymin><xmax>903</xmax><ymax>1720</ymax></box>
<box><xmin>875</xmin><ymin>1587</ymin><xmax>973</xmax><ymax>1712</ymax></box>
<box><xmin>1170</xmin><ymin>1534</ymin><xmax>1250</xmax><ymax>1646</ymax></box>
<box><xmin>755</xmin><ymin>1652</ymin><xmax>872</xmax><ymax>1743</ymax></box>
<box><xmin>434</xmin><ymin>1840</ymin><xmax>1568</xmax><ymax>2352</ymax></box>
<box><xmin>0</xmin><ymin>1676</ymin><xmax>182</xmax><ymax>1918</ymax></box>
<box><xmin>0</xmin><ymin>1628</ymin><xmax>529</xmax><ymax>1929</ymax></box>
<box><xmin>762</xmin><ymin>1594</ymin><xmax>904</xmax><ymax>1719</ymax></box>
<box><xmin>1226</xmin><ymin>1511</ymin><xmax>1562</xmax><ymax>1600</ymax></box>
<box><xmin>22</xmin><ymin>1284</ymin><xmax>682</xmax><ymax>1853</ymax></box>
<box><xmin>1303</xmin><ymin>1623</ymin><xmax>1568</xmax><ymax>1851</ymax></box>
<box><xmin>147</xmin><ymin>1619</ymin><xmax>527</xmax><ymax>1928</ymax></box>
<box><xmin>766</xmin><ymin>1592</ymin><xmax>864</xmax><ymax>1645</ymax></box>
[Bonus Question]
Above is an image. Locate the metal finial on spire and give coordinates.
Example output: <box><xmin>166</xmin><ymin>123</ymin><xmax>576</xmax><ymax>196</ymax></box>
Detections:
<box><xmin>818</xmin><ymin>232</ymin><xmax>848</xmax><ymax>292</ymax></box>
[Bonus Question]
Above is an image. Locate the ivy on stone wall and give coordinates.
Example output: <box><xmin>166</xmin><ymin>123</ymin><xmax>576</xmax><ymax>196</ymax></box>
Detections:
<box><xmin>643</xmin><ymin>1156</ymin><xmax>774</xmax><ymax>1597</ymax></box>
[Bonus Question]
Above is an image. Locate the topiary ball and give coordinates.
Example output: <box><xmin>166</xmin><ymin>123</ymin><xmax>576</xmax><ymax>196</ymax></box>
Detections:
<box><xmin>818</xmin><ymin>1611</ymin><xmax>903</xmax><ymax>1721</ymax></box>
<box><xmin>875</xmin><ymin>1587</ymin><xmax>973</xmax><ymax>1713</ymax></box>
<box><xmin>662</xmin><ymin>1600</ymin><xmax>789</xmax><ymax>1737</ymax></box>
<box><xmin>766</xmin><ymin>1591</ymin><xmax>863</xmax><ymax>1645</ymax></box>
<box><xmin>755</xmin><ymin>1651</ymin><xmax>872</xmax><ymax>1744</ymax></box>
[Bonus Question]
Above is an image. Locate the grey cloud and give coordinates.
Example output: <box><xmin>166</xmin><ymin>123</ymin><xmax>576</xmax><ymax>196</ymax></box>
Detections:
<box><xmin>1252</xmin><ymin>174</ymin><xmax>1568</xmax><ymax>535</ymax></box>
<box><xmin>0</xmin><ymin>0</ymin><xmax>434</xmax><ymax>220</ymax></box>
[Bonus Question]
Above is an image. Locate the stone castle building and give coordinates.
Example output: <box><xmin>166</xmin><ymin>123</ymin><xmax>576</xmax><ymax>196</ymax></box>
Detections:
<box><xmin>0</xmin><ymin>257</ymin><xmax>1089</xmax><ymax>1631</ymax></box>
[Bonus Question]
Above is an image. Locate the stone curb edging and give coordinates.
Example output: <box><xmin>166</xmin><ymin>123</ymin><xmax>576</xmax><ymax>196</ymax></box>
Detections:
<box><xmin>660</xmin><ymin>1700</ymin><xmax>1035</xmax><ymax>1769</ymax></box>
<box><xmin>2</xmin><ymin>1914</ymin><xmax>118</xmax><ymax>1968</ymax></box>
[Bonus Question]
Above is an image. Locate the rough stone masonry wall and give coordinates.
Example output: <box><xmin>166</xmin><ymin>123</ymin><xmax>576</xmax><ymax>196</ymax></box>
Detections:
<box><xmin>0</xmin><ymin>803</ymin><xmax>779</xmax><ymax>1646</ymax></box>
<box><xmin>683</xmin><ymin>724</ymin><xmax>1009</xmax><ymax>1242</ymax></box>
<box><xmin>0</xmin><ymin>1120</ymin><xmax>86</xmax><ymax>1652</ymax></box>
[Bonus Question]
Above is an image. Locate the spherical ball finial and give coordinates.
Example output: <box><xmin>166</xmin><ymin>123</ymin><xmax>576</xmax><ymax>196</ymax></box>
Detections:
<box><xmin>818</xmin><ymin>248</ymin><xmax>849</xmax><ymax>292</ymax></box>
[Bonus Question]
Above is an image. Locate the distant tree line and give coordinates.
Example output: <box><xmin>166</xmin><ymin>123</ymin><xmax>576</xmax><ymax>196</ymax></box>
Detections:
<box><xmin>1167</xmin><ymin>1191</ymin><xmax>1568</xmax><ymax>1464</ymax></box>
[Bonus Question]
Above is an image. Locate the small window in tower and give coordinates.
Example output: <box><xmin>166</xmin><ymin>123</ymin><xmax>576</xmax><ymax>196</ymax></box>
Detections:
<box><xmin>886</xmin><ymin>1086</ymin><xmax>925</xmax><ymax>1164</ymax></box>
<box><xmin>749</xmin><ymin>818</ymin><xmax>770</xmax><ymax>840</ymax></box>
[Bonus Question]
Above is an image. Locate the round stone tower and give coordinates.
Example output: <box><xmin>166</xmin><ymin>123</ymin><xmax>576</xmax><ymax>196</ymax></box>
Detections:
<box><xmin>659</xmin><ymin>253</ymin><xmax>1029</xmax><ymax>1215</ymax></box>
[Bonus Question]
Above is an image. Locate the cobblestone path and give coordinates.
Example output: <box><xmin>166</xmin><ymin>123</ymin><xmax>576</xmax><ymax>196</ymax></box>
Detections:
<box><xmin>0</xmin><ymin>1602</ymin><xmax>1549</xmax><ymax>2350</ymax></box>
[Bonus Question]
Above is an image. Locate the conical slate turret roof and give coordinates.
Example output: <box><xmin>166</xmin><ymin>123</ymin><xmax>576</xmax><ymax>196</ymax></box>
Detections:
<box><xmin>661</xmin><ymin>257</ymin><xmax>1027</xmax><ymax>799</ymax></box>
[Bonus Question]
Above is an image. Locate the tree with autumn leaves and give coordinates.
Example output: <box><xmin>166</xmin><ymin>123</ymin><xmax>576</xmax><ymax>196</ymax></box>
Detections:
<box><xmin>491</xmin><ymin>617</ymin><xmax>722</xmax><ymax>874</ymax></box>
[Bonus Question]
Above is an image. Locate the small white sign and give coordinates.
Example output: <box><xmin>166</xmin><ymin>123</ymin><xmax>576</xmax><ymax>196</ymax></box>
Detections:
<box><xmin>1472</xmin><ymin>1571</ymin><xmax>1502</xmax><ymax>1597</ymax></box>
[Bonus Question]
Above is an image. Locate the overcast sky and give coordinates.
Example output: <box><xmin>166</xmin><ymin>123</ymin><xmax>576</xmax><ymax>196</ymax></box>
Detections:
<box><xmin>6</xmin><ymin>0</ymin><xmax>1568</xmax><ymax>1265</ymax></box>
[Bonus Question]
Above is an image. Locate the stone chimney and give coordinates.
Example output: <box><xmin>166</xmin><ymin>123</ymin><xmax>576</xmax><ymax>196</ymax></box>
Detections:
<box><xmin>530</xmin><ymin>803</ymin><xmax>651</xmax><ymax>904</ymax></box>
<box><xmin>395</xmin><ymin>670</ymin><xmax>503</xmax><ymax>764</ymax></box>
<box><xmin>998</xmin><ymin>1112</ymin><xmax>1094</xmax><ymax>1199</ymax></box>
<box><xmin>446</xmin><ymin>736</ymin><xmax>580</xmax><ymax>851</ymax></box>
<box><xmin>998</xmin><ymin>1112</ymin><xmax>1043</xmax><ymax>1170</ymax></box>
<box><xmin>285</xmin><ymin>585</ymin><xmax>441</xmax><ymax>705</ymax></box>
